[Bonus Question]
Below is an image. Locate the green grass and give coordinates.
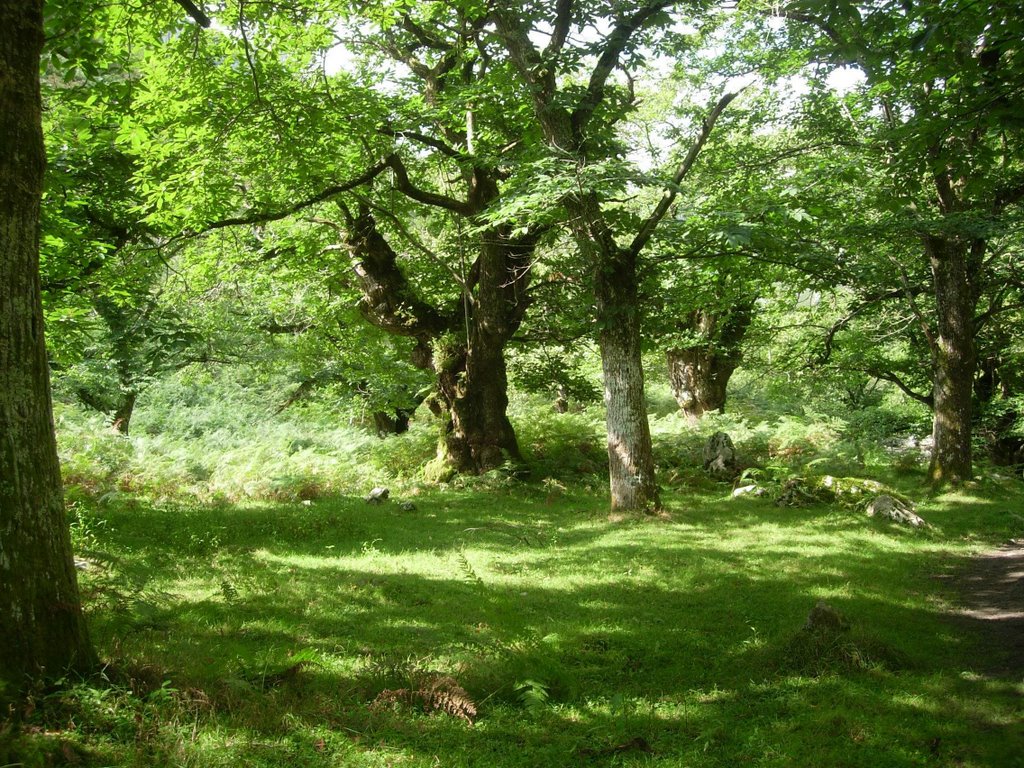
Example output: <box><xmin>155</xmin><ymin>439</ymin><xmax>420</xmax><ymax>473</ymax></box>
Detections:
<box><xmin>6</xmin><ymin>476</ymin><xmax>1023</xmax><ymax>767</ymax></box>
<box><xmin>10</xmin><ymin>381</ymin><xmax>1023</xmax><ymax>766</ymax></box>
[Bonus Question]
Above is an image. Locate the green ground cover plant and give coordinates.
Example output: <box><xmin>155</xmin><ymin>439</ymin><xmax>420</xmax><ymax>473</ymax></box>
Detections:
<box><xmin>5</xmin><ymin>388</ymin><xmax>1023</xmax><ymax>766</ymax></box>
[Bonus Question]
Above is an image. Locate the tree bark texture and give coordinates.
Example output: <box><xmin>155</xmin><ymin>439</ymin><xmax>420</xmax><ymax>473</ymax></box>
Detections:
<box><xmin>596</xmin><ymin>252</ymin><xmax>659</xmax><ymax>510</ymax></box>
<box><xmin>565</xmin><ymin>193</ymin><xmax>660</xmax><ymax>511</ymax></box>
<box><xmin>491</xmin><ymin>9</ymin><xmax>662</xmax><ymax>511</ymax></box>
<box><xmin>926</xmin><ymin>235</ymin><xmax>977</xmax><ymax>485</ymax></box>
<box><xmin>666</xmin><ymin>304</ymin><xmax>752</xmax><ymax>419</ymax></box>
<box><xmin>0</xmin><ymin>0</ymin><xmax>95</xmax><ymax>694</ymax></box>
<box><xmin>667</xmin><ymin>346</ymin><xmax>730</xmax><ymax>418</ymax></box>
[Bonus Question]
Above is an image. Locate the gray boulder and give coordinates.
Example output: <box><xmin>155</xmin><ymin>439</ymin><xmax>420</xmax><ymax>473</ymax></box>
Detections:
<box><xmin>866</xmin><ymin>494</ymin><xmax>926</xmax><ymax>526</ymax></box>
<box><xmin>366</xmin><ymin>487</ymin><xmax>390</xmax><ymax>504</ymax></box>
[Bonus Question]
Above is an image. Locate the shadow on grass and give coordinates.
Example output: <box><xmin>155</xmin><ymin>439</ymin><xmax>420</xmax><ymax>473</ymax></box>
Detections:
<box><xmin>43</xmin><ymin>487</ymin><xmax>1024</xmax><ymax>767</ymax></box>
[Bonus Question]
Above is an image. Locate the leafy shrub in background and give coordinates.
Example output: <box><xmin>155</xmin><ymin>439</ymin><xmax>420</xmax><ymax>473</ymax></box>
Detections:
<box><xmin>52</xmin><ymin>350</ymin><xmax>954</xmax><ymax>505</ymax></box>
<box><xmin>54</xmin><ymin>369</ymin><xmax>435</xmax><ymax>502</ymax></box>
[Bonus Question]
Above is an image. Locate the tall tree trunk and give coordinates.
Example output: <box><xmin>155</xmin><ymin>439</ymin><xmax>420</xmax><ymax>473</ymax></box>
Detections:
<box><xmin>926</xmin><ymin>236</ymin><xmax>976</xmax><ymax>485</ymax></box>
<box><xmin>487</xmin><ymin>10</ymin><xmax>668</xmax><ymax>510</ymax></box>
<box><xmin>594</xmin><ymin>244</ymin><xmax>659</xmax><ymax>511</ymax></box>
<box><xmin>0</xmin><ymin>0</ymin><xmax>95</xmax><ymax>695</ymax></box>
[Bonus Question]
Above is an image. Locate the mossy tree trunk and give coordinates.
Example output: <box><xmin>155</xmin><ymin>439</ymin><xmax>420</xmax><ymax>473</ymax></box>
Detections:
<box><xmin>345</xmin><ymin>204</ymin><xmax>532</xmax><ymax>474</ymax></box>
<box><xmin>0</xmin><ymin>0</ymin><xmax>95</xmax><ymax>696</ymax></box>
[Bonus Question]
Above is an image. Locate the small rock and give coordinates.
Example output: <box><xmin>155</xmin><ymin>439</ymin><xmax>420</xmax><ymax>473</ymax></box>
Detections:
<box><xmin>399</xmin><ymin>501</ymin><xmax>417</xmax><ymax>512</ymax></box>
<box><xmin>866</xmin><ymin>494</ymin><xmax>926</xmax><ymax>526</ymax></box>
<box><xmin>366</xmin><ymin>487</ymin><xmax>390</xmax><ymax>504</ymax></box>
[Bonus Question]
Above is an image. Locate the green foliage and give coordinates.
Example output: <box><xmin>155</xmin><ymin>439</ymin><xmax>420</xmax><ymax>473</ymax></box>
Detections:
<box><xmin>54</xmin><ymin>368</ymin><xmax>436</xmax><ymax>503</ymax></box>
<box><xmin>508</xmin><ymin>347</ymin><xmax>600</xmax><ymax>405</ymax></box>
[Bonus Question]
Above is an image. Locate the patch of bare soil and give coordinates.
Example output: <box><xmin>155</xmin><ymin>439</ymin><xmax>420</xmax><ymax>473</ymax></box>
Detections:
<box><xmin>952</xmin><ymin>540</ymin><xmax>1024</xmax><ymax>677</ymax></box>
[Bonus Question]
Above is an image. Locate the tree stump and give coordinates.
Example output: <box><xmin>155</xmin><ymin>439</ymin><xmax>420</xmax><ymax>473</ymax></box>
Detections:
<box><xmin>703</xmin><ymin>431</ymin><xmax>737</xmax><ymax>479</ymax></box>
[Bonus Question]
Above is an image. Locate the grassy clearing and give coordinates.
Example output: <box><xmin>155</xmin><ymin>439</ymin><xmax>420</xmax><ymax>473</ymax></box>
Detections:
<box><xmin>7</xmin><ymin>380</ymin><xmax>1023</xmax><ymax>766</ymax></box>
<box><xmin>6</xmin><ymin>474</ymin><xmax>1023</xmax><ymax>767</ymax></box>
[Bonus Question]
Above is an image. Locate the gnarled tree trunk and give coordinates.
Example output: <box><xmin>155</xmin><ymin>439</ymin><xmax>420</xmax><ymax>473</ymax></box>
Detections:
<box><xmin>667</xmin><ymin>303</ymin><xmax>752</xmax><ymax>419</ymax></box>
<box><xmin>345</xmin><ymin>205</ymin><xmax>532</xmax><ymax>474</ymax></box>
<box><xmin>667</xmin><ymin>346</ymin><xmax>730</xmax><ymax>418</ymax></box>
<box><xmin>435</xmin><ymin>335</ymin><xmax>522</xmax><ymax>472</ymax></box>
<box><xmin>0</xmin><ymin>0</ymin><xmax>95</xmax><ymax>695</ymax></box>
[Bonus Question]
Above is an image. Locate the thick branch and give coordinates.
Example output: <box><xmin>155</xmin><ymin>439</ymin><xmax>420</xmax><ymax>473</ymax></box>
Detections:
<box><xmin>626</xmin><ymin>90</ymin><xmax>739</xmax><ymax>259</ymax></box>
<box><xmin>356</xmin><ymin>194</ymin><xmax>474</xmax><ymax>297</ymax></box>
<box><xmin>489</xmin><ymin>10</ymin><xmax>555</xmax><ymax>106</ymax></box>
<box><xmin>400</xmin><ymin>15</ymin><xmax>449</xmax><ymax>51</ymax></box>
<box><xmin>386</xmin><ymin>154</ymin><xmax>473</xmax><ymax>214</ymax></box>
<box><xmin>868</xmin><ymin>368</ymin><xmax>935</xmax><ymax>408</ymax></box>
<box><xmin>570</xmin><ymin>0</ymin><xmax>675</xmax><ymax>139</ymax></box>
<box><xmin>199</xmin><ymin>158</ymin><xmax>392</xmax><ymax>232</ymax></box>
<box><xmin>342</xmin><ymin>205</ymin><xmax>453</xmax><ymax>340</ymax></box>
<box><xmin>380</xmin><ymin>126</ymin><xmax>465</xmax><ymax>159</ymax></box>
<box><xmin>545</xmin><ymin>0</ymin><xmax>575</xmax><ymax>59</ymax></box>
<box><xmin>171</xmin><ymin>0</ymin><xmax>210</xmax><ymax>28</ymax></box>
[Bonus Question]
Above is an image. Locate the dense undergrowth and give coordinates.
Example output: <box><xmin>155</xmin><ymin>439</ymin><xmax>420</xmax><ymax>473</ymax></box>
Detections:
<box><xmin>5</xmin><ymin>371</ymin><xmax>1023</xmax><ymax>767</ymax></box>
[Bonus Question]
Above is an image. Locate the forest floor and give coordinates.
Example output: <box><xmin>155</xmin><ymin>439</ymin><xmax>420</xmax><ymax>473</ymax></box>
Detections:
<box><xmin>953</xmin><ymin>539</ymin><xmax>1024</xmax><ymax>677</ymax></box>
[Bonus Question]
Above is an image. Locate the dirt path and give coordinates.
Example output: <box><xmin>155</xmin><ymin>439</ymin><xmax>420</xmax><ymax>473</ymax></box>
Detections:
<box><xmin>953</xmin><ymin>539</ymin><xmax>1024</xmax><ymax>677</ymax></box>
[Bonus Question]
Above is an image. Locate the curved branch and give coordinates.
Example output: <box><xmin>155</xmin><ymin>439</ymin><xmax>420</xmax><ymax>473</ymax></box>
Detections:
<box><xmin>867</xmin><ymin>368</ymin><xmax>934</xmax><ymax>409</ymax></box>
<box><xmin>343</xmin><ymin>205</ymin><xmax>454</xmax><ymax>340</ymax></box>
<box><xmin>380</xmin><ymin>126</ymin><xmax>465</xmax><ymax>160</ymax></box>
<box><xmin>198</xmin><ymin>158</ymin><xmax>392</xmax><ymax>233</ymax></box>
<box><xmin>386</xmin><ymin>154</ymin><xmax>473</xmax><ymax>214</ymax></box>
